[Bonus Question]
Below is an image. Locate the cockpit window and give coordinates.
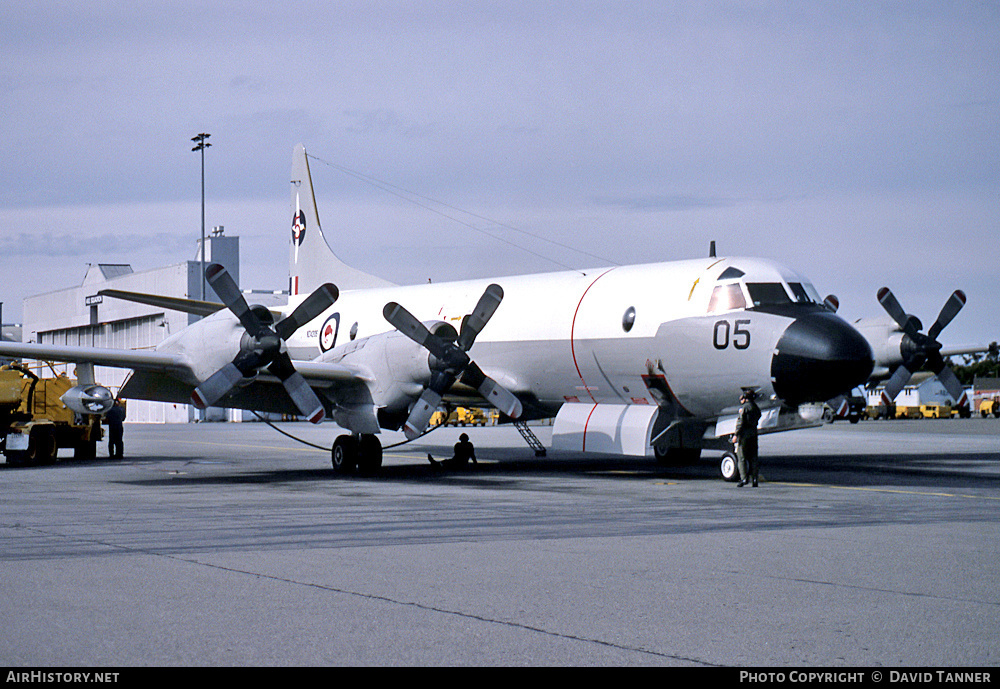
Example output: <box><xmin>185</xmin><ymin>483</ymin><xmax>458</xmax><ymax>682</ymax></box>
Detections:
<box><xmin>788</xmin><ymin>282</ymin><xmax>824</xmax><ymax>304</ymax></box>
<box><xmin>707</xmin><ymin>283</ymin><xmax>747</xmax><ymax>313</ymax></box>
<box><xmin>788</xmin><ymin>282</ymin><xmax>813</xmax><ymax>303</ymax></box>
<box><xmin>746</xmin><ymin>283</ymin><xmax>792</xmax><ymax>307</ymax></box>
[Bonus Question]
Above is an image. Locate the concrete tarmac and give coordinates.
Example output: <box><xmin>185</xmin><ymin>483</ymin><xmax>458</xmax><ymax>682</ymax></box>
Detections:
<box><xmin>1</xmin><ymin>418</ymin><xmax>998</xmax><ymax>667</ymax></box>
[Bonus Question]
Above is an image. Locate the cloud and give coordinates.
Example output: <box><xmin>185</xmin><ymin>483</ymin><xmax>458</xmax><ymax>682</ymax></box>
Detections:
<box><xmin>0</xmin><ymin>231</ymin><xmax>191</xmax><ymax>258</ymax></box>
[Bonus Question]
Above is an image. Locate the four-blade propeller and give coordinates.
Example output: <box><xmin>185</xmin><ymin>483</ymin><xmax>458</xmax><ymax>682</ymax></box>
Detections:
<box><xmin>191</xmin><ymin>263</ymin><xmax>338</xmax><ymax>424</ymax></box>
<box><xmin>876</xmin><ymin>287</ymin><xmax>967</xmax><ymax>404</ymax></box>
<box><xmin>383</xmin><ymin>284</ymin><xmax>523</xmax><ymax>439</ymax></box>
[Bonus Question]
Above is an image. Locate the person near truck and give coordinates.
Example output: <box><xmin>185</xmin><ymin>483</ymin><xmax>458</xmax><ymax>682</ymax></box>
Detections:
<box><xmin>105</xmin><ymin>398</ymin><xmax>126</xmax><ymax>459</ymax></box>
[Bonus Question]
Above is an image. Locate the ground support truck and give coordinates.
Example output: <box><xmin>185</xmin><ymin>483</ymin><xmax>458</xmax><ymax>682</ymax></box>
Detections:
<box><xmin>0</xmin><ymin>364</ymin><xmax>109</xmax><ymax>466</ymax></box>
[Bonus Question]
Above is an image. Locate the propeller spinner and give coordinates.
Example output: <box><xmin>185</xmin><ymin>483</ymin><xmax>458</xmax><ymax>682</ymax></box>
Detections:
<box><xmin>383</xmin><ymin>284</ymin><xmax>523</xmax><ymax>439</ymax></box>
<box><xmin>191</xmin><ymin>263</ymin><xmax>338</xmax><ymax>424</ymax></box>
<box><xmin>876</xmin><ymin>287</ymin><xmax>967</xmax><ymax>405</ymax></box>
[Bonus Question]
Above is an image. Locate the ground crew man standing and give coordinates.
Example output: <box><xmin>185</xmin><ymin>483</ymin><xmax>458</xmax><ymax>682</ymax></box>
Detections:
<box><xmin>733</xmin><ymin>389</ymin><xmax>761</xmax><ymax>487</ymax></box>
<box><xmin>105</xmin><ymin>398</ymin><xmax>126</xmax><ymax>459</ymax></box>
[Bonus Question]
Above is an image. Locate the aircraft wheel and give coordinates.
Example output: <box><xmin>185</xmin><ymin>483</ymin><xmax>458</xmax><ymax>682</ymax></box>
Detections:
<box><xmin>356</xmin><ymin>434</ymin><xmax>383</xmax><ymax>475</ymax></box>
<box><xmin>331</xmin><ymin>435</ymin><xmax>359</xmax><ymax>474</ymax></box>
<box><xmin>719</xmin><ymin>451</ymin><xmax>740</xmax><ymax>483</ymax></box>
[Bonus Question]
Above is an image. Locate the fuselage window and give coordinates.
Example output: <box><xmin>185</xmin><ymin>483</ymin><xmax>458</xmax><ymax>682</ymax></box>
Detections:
<box><xmin>622</xmin><ymin>306</ymin><xmax>636</xmax><ymax>332</ymax></box>
<box><xmin>746</xmin><ymin>283</ymin><xmax>792</xmax><ymax>307</ymax></box>
<box><xmin>707</xmin><ymin>283</ymin><xmax>747</xmax><ymax>313</ymax></box>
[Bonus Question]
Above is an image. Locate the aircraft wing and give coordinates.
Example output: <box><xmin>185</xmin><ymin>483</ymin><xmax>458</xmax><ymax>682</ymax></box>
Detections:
<box><xmin>0</xmin><ymin>341</ymin><xmax>194</xmax><ymax>376</ymax></box>
<box><xmin>293</xmin><ymin>360</ymin><xmax>372</xmax><ymax>385</ymax></box>
<box><xmin>0</xmin><ymin>340</ymin><xmax>375</xmax><ymax>424</ymax></box>
<box><xmin>0</xmin><ymin>341</ymin><xmax>367</xmax><ymax>385</ymax></box>
<box><xmin>942</xmin><ymin>344</ymin><xmax>994</xmax><ymax>359</ymax></box>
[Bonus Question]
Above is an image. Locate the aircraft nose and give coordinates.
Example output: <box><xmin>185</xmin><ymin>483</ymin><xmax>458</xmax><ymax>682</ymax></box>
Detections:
<box><xmin>771</xmin><ymin>312</ymin><xmax>874</xmax><ymax>404</ymax></box>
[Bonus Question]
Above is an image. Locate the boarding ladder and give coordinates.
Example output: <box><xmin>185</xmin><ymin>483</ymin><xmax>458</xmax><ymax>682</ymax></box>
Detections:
<box><xmin>514</xmin><ymin>420</ymin><xmax>546</xmax><ymax>457</ymax></box>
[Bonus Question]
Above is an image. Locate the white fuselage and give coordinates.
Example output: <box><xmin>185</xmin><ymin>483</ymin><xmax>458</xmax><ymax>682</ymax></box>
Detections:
<box><xmin>279</xmin><ymin>256</ymin><xmax>819</xmax><ymax>419</ymax></box>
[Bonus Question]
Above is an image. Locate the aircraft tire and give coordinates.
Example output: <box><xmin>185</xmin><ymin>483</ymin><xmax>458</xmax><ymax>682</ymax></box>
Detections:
<box><xmin>719</xmin><ymin>451</ymin><xmax>740</xmax><ymax>483</ymax></box>
<box><xmin>331</xmin><ymin>435</ymin><xmax>359</xmax><ymax>474</ymax></box>
<box><xmin>356</xmin><ymin>434</ymin><xmax>383</xmax><ymax>475</ymax></box>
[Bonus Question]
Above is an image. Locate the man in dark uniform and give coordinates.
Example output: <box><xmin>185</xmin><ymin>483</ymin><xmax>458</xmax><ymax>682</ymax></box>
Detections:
<box><xmin>428</xmin><ymin>432</ymin><xmax>476</xmax><ymax>469</ymax></box>
<box><xmin>732</xmin><ymin>389</ymin><xmax>761</xmax><ymax>487</ymax></box>
<box><xmin>105</xmin><ymin>398</ymin><xmax>126</xmax><ymax>459</ymax></box>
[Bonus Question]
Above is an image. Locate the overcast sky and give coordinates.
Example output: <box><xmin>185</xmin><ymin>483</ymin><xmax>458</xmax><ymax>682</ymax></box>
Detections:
<box><xmin>2</xmin><ymin>1</ymin><xmax>997</xmax><ymax>347</ymax></box>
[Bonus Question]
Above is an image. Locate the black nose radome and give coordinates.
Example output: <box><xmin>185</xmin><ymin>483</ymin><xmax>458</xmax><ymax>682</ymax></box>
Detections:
<box><xmin>771</xmin><ymin>313</ymin><xmax>874</xmax><ymax>404</ymax></box>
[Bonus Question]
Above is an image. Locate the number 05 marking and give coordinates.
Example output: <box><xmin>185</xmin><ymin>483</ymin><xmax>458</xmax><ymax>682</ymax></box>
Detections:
<box><xmin>713</xmin><ymin>319</ymin><xmax>751</xmax><ymax>350</ymax></box>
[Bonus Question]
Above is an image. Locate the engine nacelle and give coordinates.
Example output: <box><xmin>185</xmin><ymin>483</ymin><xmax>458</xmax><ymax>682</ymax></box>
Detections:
<box><xmin>322</xmin><ymin>326</ymin><xmax>438</xmax><ymax>414</ymax></box>
<box><xmin>60</xmin><ymin>384</ymin><xmax>115</xmax><ymax>415</ymax></box>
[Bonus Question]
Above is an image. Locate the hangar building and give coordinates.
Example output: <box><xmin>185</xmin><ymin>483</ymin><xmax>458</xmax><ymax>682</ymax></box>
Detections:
<box><xmin>20</xmin><ymin>230</ymin><xmax>283</xmax><ymax>423</ymax></box>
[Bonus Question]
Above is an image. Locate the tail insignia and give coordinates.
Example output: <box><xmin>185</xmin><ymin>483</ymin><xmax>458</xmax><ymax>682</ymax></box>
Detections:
<box><xmin>292</xmin><ymin>193</ymin><xmax>307</xmax><ymax>264</ymax></box>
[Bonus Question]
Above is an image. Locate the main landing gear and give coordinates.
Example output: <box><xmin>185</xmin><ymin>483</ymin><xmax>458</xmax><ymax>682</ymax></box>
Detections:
<box><xmin>331</xmin><ymin>434</ymin><xmax>383</xmax><ymax>475</ymax></box>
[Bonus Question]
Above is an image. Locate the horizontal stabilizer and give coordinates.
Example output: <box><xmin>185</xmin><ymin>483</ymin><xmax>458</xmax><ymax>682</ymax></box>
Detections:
<box><xmin>98</xmin><ymin>289</ymin><xmax>224</xmax><ymax>317</ymax></box>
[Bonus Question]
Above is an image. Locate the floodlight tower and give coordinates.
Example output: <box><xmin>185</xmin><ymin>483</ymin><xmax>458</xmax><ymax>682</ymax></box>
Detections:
<box><xmin>191</xmin><ymin>133</ymin><xmax>212</xmax><ymax>301</ymax></box>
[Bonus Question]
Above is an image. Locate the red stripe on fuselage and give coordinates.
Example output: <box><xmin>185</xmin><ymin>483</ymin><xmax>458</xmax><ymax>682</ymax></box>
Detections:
<box><xmin>569</xmin><ymin>268</ymin><xmax>616</xmax><ymax>405</ymax></box>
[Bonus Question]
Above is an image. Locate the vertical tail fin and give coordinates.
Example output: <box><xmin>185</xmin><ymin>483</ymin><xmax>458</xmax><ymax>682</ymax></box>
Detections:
<box><xmin>289</xmin><ymin>144</ymin><xmax>394</xmax><ymax>295</ymax></box>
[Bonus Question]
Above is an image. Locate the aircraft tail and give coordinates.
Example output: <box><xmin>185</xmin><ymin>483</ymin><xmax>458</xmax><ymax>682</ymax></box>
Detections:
<box><xmin>289</xmin><ymin>144</ymin><xmax>394</xmax><ymax>295</ymax></box>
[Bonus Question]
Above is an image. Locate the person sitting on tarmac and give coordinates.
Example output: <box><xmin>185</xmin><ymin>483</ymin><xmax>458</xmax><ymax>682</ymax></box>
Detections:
<box><xmin>428</xmin><ymin>433</ymin><xmax>477</xmax><ymax>469</ymax></box>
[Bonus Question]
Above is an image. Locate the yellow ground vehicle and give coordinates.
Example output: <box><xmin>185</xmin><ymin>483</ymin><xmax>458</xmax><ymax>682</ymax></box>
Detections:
<box><xmin>980</xmin><ymin>397</ymin><xmax>1000</xmax><ymax>418</ymax></box>
<box><xmin>893</xmin><ymin>405</ymin><xmax>923</xmax><ymax>419</ymax></box>
<box><xmin>866</xmin><ymin>404</ymin><xmax>893</xmax><ymax>420</ymax></box>
<box><xmin>0</xmin><ymin>364</ymin><xmax>105</xmax><ymax>465</ymax></box>
<box><xmin>919</xmin><ymin>404</ymin><xmax>951</xmax><ymax>419</ymax></box>
<box><xmin>429</xmin><ymin>406</ymin><xmax>492</xmax><ymax>427</ymax></box>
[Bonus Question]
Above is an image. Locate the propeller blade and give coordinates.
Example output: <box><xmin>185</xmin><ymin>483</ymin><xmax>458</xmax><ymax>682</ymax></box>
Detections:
<box><xmin>458</xmin><ymin>284</ymin><xmax>504</xmax><ymax>351</ymax></box>
<box><xmin>282</xmin><ymin>373</ymin><xmax>326</xmax><ymax>424</ymax></box>
<box><xmin>927</xmin><ymin>290</ymin><xmax>967</xmax><ymax>342</ymax></box>
<box><xmin>881</xmin><ymin>364</ymin><xmax>913</xmax><ymax>405</ymax></box>
<box><xmin>877</xmin><ymin>287</ymin><xmax>920</xmax><ymax>338</ymax></box>
<box><xmin>827</xmin><ymin>394</ymin><xmax>847</xmax><ymax>415</ymax></box>
<box><xmin>191</xmin><ymin>363</ymin><xmax>244</xmax><ymax>409</ymax></box>
<box><xmin>477</xmin><ymin>377</ymin><xmax>522</xmax><ymax>419</ymax></box>
<box><xmin>460</xmin><ymin>362</ymin><xmax>522</xmax><ymax>419</ymax></box>
<box><xmin>206</xmin><ymin>263</ymin><xmax>267</xmax><ymax>337</ymax></box>
<box><xmin>935</xmin><ymin>365</ymin><xmax>966</xmax><ymax>404</ymax></box>
<box><xmin>275</xmin><ymin>283</ymin><xmax>339</xmax><ymax>341</ymax></box>
<box><xmin>267</xmin><ymin>353</ymin><xmax>326</xmax><ymax>423</ymax></box>
<box><xmin>383</xmin><ymin>302</ymin><xmax>451</xmax><ymax>360</ymax></box>
<box><xmin>404</xmin><ymin>388</ymin><xmax>443</xmax><ymax>440</ymax></box>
